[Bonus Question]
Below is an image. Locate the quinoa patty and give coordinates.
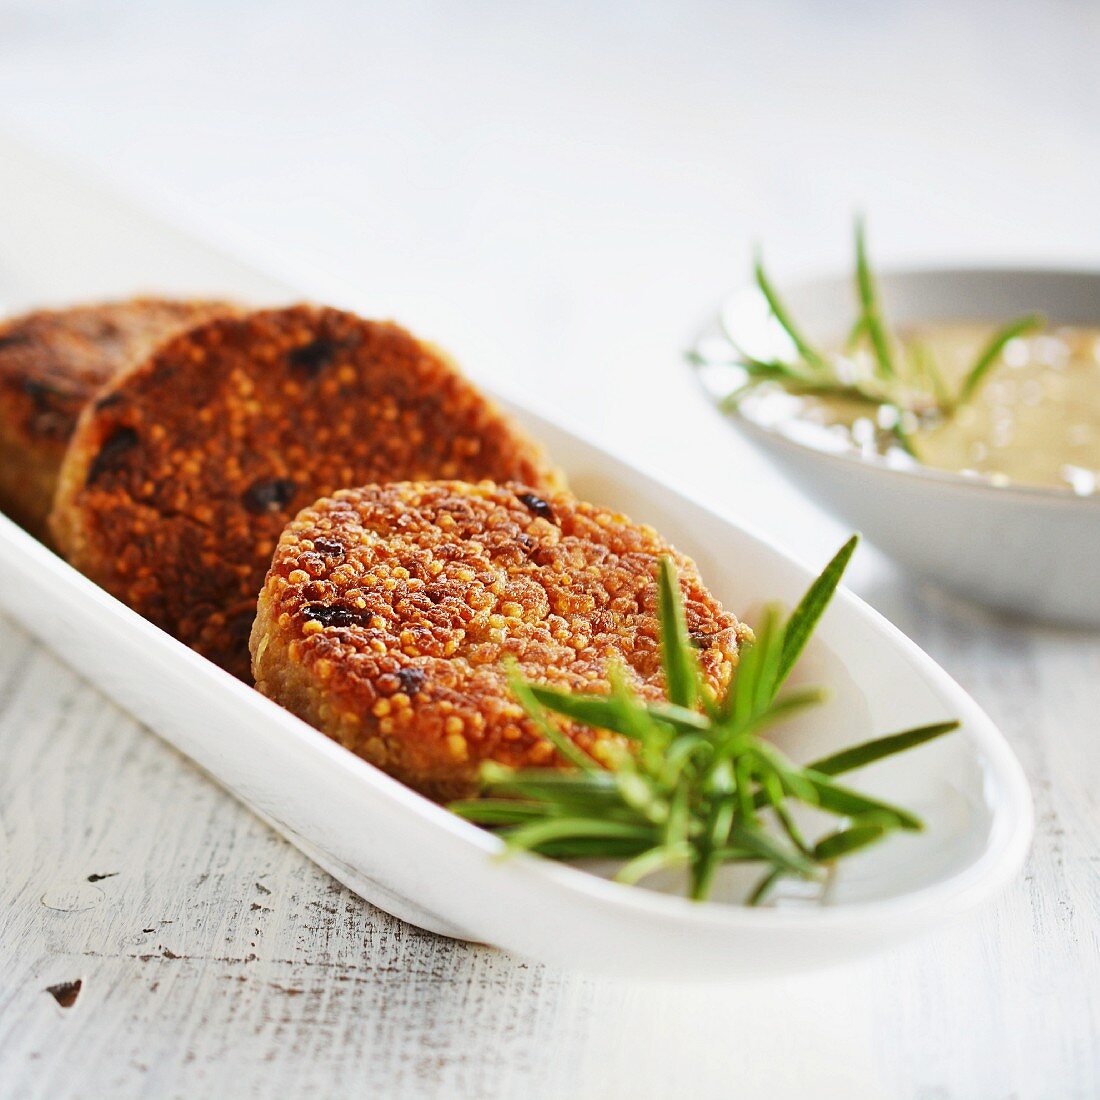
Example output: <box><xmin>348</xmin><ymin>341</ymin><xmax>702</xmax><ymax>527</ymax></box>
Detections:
<box><xmin>50</xmin><ymin>307</ymin><xmax>563</xmax><ymax>679</ymax></box>
<box><xmin>250</xmin><ymin>481</ymin><xmax>748</xmax><ymax>801</ymax></box>
<box><xmin>0</xmin><ymin>298</ymin><xmax>233</xmax><ymax>541</ymax></box>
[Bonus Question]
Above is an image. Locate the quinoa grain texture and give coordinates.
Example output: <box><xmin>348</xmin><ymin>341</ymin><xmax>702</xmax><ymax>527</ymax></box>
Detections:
<box><xmin>50</xmin><ymin>307</ymin><xmax>562</xmax><ymax>679</ymax></box>
<box><xmin>0</xmin><ymin>298</ymin><xmax>234</xmax><ymax>542</ymax></box>
<box><xmin>251</xmin><ymin>481</ymin><xmax>749</xmax><ymax>801</ymax></box>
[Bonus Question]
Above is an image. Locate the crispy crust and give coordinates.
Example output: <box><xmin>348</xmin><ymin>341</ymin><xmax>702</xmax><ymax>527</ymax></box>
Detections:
<box><xmin>50</xmin><ymin>307</ymin><xmax>564</xmax><ymax>679</ymax></box>
<box><xmin>0</xmin><ymin>298</ymin><xmax>234</xmax><ymax>541</ymax></box>
<box><xmin>250</xmin><ymin>481</ymin><xmax>749</xmax><ymax>801</ymax></box>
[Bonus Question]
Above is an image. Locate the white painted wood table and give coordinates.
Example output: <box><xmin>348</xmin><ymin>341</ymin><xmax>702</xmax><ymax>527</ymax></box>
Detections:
<box><xmin>2</xmin><ymin>568</ymin><xmax>1098</xmax><ymax>1099</ymax></box>
<box><xmin>1</xmin><ymin>1</ymin><xmax>1099</xmax><ymax>1096</ymax></box>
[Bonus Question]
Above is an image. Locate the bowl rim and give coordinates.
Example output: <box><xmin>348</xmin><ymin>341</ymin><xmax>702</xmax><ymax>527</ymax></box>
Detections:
<box><xmin>694</xmin><ymin>263</ymin><xmax>1100</xmax><ymax>508</ymax></box>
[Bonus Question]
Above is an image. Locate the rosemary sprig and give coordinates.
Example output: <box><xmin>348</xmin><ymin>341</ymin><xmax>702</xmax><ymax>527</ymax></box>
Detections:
<box><xmin>854</xmin><ymin>215</ymin><xmax>897</xmax><ymax>379</ymax></box>
<box><xmin>699</xmin><ymin>218</ymin><xmax>1046</xmax><ymax>455</ymax></box>
<box><xmin>753</xmin><ymin>249</ymin><xmax>829</xmax><ymax>374</ymax></box>
<box><xmin>451</xmin><ymin>537</ymin><xmax>959</xmax><ymax>905</ymax></box>
<box><xmin>955</xmin><ymin>313</ymin><xmax>1045</xmax><ymax>406</ymax></box>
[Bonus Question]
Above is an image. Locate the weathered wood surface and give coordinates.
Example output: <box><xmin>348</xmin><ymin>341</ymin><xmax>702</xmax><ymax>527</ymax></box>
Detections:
<box><xmin>2</xmin><ymin>577</ymin><xmax>1097</xmax><ymax>1099</ymax></box>
<box><xmin>2</xmin><ymin>3</ymin><xmax>1100</xmax><ymax>1093</ymax></box>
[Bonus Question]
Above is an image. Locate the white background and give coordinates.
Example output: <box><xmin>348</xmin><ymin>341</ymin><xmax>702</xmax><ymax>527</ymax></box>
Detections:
<box><xmin>0</xmin><ymin>3</ymin><xmax>1098</xmax><ymax>1098</ymax></box>
<box><xmin>3</xmin><ymin>0</ymin><xmax>1099</xmax><ymax>566</ymax></box>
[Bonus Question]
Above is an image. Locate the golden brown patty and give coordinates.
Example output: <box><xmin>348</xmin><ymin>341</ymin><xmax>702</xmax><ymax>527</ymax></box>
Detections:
<box><xmin>0</xmin><ymin>298</ymin><xmax>234</xmax><ymax>541</ymax></box>
<box><xmin>50</xmin><ymin>307</ymin><xmax>563</xmax><ymax>679</ymax></box>
<box><xmin>250</xmin><ymin>481</ymin><xmax>748</xmax><ymax>801</ymax></box>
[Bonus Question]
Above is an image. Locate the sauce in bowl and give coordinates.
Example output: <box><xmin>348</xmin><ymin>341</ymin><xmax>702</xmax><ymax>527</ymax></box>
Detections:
<box><xmin>700</xmin><ymin>322</ymin><xmax>1100</xmax><ymax>496</ymax></box>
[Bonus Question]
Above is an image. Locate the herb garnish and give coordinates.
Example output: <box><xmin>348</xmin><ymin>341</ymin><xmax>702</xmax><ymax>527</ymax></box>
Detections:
<box><xmin>451</xmin><ymin>536</ymin><xmax>958</xmax><ymax>905</ymax></box>
<box><xmin>696</xmin><ymin>218</ymin><xmax>1044</xmax><ymax>459</ymax></box>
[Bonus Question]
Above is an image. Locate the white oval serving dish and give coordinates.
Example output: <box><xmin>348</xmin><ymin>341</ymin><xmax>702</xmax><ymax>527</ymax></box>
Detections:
<box><xmin>0</xmin><ymin>137</ymin><xmax>1034</xmax><ymax>979</ymax></box>
<box><xmin>701</xmin><ymin>268</ymin><xmax>1100</xmax><ymax>627</ymax></box>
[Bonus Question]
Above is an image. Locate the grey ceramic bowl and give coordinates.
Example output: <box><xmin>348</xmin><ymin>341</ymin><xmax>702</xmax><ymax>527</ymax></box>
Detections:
<box><xmin>697</xmin><ymin>267</ymin><xmax>1100</xmax><ymax>627</ymax></box>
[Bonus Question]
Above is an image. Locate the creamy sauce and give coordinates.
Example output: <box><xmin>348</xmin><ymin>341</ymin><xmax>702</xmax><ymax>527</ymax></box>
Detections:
<box><xmin>724</xmin><ymin>323</ymin><xmax>1100</xmax><ymax>495</ymax></box>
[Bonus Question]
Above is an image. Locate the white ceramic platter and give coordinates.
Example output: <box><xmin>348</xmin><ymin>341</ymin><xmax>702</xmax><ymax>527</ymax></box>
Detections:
<box><xmin>0</xmin><ymin>139</ymin><xmax>1033</xmax><ymax>979</ymax></box>
<box><xmin>701</xmin><ymin>268</ymin><xmax>1100</xmax><ymax>626</ymax></box>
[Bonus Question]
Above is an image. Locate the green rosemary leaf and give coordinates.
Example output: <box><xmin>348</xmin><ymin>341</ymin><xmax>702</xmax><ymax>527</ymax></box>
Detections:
<box><xmin>728</xmin><ymin>823</ymin><xmax>817</xmax><ymax>876</ymax></box>
<box><xmin>845</xmin><ymin>315</ymin><xmax>867</xmax><ymax>352</ymax></box>
<box><xmin>854</xmin><ymin>216</ymin><xmax>896</xmax><ymax>379</ymax></box>
<box><xmin>689</xmin><ymin>851</ymin><xmax>717</xmax><ymax>900</ymax></box>
<box><xmin>479</xmin><ymin>770</ymin><xmax>622</xmax><ymax>806</ymax></box>
<box><xmin>711</xmin><ymin>693</ymin><xmax>824</xmax><ymax>773</ymax></box>
<box><xmin>813</xmin><ymin>822</ymin><xmax>889</xmax><ymax>862</ymax></box>
<box><xmin>803</xmin><ymin>771</ymin><xmax>923</xmax><ymax>831</ymax></box>
<box><xmin>606</xmin><ymin>662</ymin><xmax>673</xmax><ymax>750</ymax></box>
<box><xmin>773</xmin><ymin>535</ymin><xmax>858</xmax><ymax>694</ymax></box>
<box><xmin>750</xmin><ymin>605</ymin><xmax>786</xmax><ymax>714</ymax></box>
<box><xmin>527</xmin><ymin>685</ymin><xmax>644</xmax><ymax>740</ymax></box>
<box><xmin>760</xmin><ymin>769</ymin><xmax>811</xmax><ymax>854</ymax></box>
<box><xmin>735</xmin><ymin>353</ymin><xmax>806</xmax><ymax>379</ymax></box>
<box><xmin>747</xmin><ymin>866</ymin><xmax>785</xmax><ymax>906</ymax></box>
<box><xmin>957</xmin><ymin>313</ymin><xmax>1044</xmax><ymax>405</ymax></box>
<box><xmin>449</xmin><ymin>799</ymin><xmax>555</xmax><ymax>824</ymax></box>
<box><xmin>755</xmin><ymin>686</ymin><xmax>828</xmax><ymax>729</ymax></box>
<box><xmin>662</xmin><ymin>732</ymin><xmax>712</xmax><ymax>782</ymax></box>
<box><xmin>724</xmin><ymin>622</ymin><xmax>762</xmax><ymax>726</ymax></box>
<box><xmin>808</xmin><ymin>720</ymin><xmax>959</xmax><ymax>777</ymax></box>
<box><xmin>645</xmin><ymin>701</ymin><xmax>712</xmax><ymax>731</ymax></box>
<box><xmin>754</xmin><ymin>250</ymin><xmax>829</xmax><ymax>372</ymax></box>
<box><xmin>733</xmin><ymin>757</ymin><xmax>756</xmax><ymax>826</ymax></box>
<box><xmin>908</xmin><ymin>340</ymin><xmax>951</xmax><ymax>406</ymax></box>
<box><xmin>889</xmin><ymin>407</ymin><xmax>920</xmax><ymax>459</ymax></box>
<box><xmin>509</xmin><ymin>669</ymin><xmax>597</xmax><ymax>771</ymax></box>
<box><xmin>708</xmin><ymin>791</ymin><xmax>735</xmax><ymax>853</ymax></box>
<box><xmin>533</xmin><ymin>678</ymin><xmax>709</xmax><ymax>740</ymax></box>
<box><xmin>718</xmin><ymin>387</ymin><xmax>752</xmax><ymax>415</ymax></box>
<box><xmin>748</xmin><ymin>740</ymin><xmax>820</xmax><ymax>806</ymax></box>
<box><xmin>709</xmin><ymin>848</ymin><xmax>771</xmax><ymax>864</ymax></box>
<box><xmin>777</xmin><ymin>373</ymin><xmax>890</xmax><ymax>406</ymax></box>
<box><xmin>502</xmin><ymin>817</ymin><xmax>657</xmax><ymax>853</ymax></box>
<box><xmin>616</xmin><ymin>841</ymin><xmax>694</xmax><ymax>886</ymax></box>
<box><xmin>744</xmin><ymin>361</ymin><xmax>802</xmax><ymax>380</ymax></box>
<box><xmin>613</xmin><ymin>770</ymin><xmax>673</xmax><ymax>824</ymax></box>
<box><xmin>717</xmin><ymin>311</ymin><xmax>813</xmax><ymax>378</ymax></box>
<box><xmin>688</xmin><ymin>769</ymin><xmax>734</xmax><ymax>900</ymax></box>
<box><xmin>532</xmin><ymin>837</ymin><xmax>654</xmax><ymax>859</ymax></box>
<box><xmin>657</xmin><ymin>556</ymin><xmax>700</xmax><ymax>709</ymax></box>
<box><xmin>663</xmin><ymin>780</ymin><xmax>692</xmax><ymax>847</ymax></box>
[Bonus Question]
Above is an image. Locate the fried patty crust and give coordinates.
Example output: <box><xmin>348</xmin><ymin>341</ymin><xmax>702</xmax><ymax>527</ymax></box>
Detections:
<box><xmin>0</xmin><ymin>298</ymin><xmax>233</xmax><ymax>541</ymax></box>
<box><xmin>50</xmin><ymin>307</ymin><xmax>563</xmax><ymax>679</ymax></box>
<box><xmin>250</xmin><ymin>481</ymin><xmax>748</xmax><ymax>801</ymax></box>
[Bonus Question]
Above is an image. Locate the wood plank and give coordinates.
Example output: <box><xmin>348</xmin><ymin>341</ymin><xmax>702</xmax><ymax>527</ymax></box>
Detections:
<box><xmin>3</xmin><ymin>593</ymin><xmax>1099</xmax><ymax>1098</ymax></box>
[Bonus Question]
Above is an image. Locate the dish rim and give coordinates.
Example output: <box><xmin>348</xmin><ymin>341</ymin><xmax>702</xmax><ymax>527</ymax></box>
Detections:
<box><xmin>696</xmin><ymin>263</ymin><xmax>1100</xmax><ymax>508</ymax></box>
